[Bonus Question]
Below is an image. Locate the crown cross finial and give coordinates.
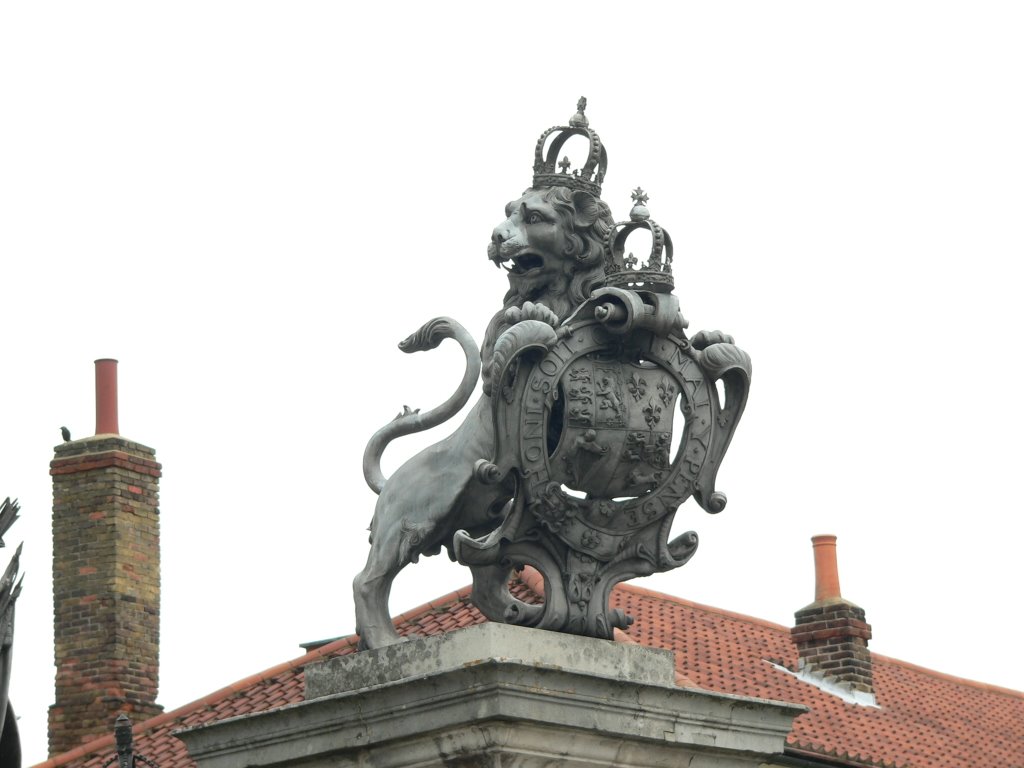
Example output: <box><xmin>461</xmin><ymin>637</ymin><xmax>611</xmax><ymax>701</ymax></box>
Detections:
<box><xmin>569</xmin><ymin>96</ymin><xmax>589</xmax><ymax>128</ymax></box>
<box><xmin>630</xmin><ymin>186</ymin><xmax>651</xmax><ymax>222</ymax></box>
<box><xmin>558</xmin><ymin>156</ymin><xmax>571</xmax><ymax>173</ymax></box>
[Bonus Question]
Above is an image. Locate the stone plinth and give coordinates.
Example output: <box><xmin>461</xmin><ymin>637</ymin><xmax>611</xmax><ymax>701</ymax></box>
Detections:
<box><xmin>179</xmin><ymin>623</ymin><xmax>804</xmax><ymax>768</ymax></box>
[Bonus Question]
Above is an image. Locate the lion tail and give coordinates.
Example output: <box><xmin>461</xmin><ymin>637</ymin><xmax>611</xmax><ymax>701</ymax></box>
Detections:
<box><xmin>362</xmin><ymin>317</ymin><xmax>481</xmax><ymax>495</ymax></box>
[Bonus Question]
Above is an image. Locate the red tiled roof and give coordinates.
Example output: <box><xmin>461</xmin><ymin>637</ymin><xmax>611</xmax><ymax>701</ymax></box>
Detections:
<box><xmin>35</xmin><ymin>574</ymin><xmax>1024</xmax><ymax>768</ymax></box>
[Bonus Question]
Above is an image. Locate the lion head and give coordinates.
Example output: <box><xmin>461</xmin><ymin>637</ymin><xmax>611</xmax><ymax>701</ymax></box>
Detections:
<box><xmin>483</xmin><ymin>186</ymin><xmax>614</xmax><ymax>368</ymax></box>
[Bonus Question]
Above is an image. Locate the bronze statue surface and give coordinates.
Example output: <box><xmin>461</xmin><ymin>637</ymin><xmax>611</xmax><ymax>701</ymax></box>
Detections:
<box><xmin>353</xmin><ymin>99</ymin><xmax>750</xmax><ymax>649</ymax></box>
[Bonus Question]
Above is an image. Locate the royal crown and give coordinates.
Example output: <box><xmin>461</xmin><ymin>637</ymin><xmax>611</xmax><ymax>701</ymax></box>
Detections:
<box><xmin>532</xmin><ymin>97</ymin><xmax>607</xmax><ymax>196</ymax></box>
<box><xmin>603</xmin><ymin>187</ymin><xmax>675</xmax><ymax>294</ymax></box>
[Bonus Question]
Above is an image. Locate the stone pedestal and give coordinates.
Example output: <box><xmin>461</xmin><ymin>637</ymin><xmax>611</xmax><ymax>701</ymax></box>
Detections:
<box><xmin>179</xmin><ymin>624</ymin><xmax>804</xmax><ymax>768</ymax></box>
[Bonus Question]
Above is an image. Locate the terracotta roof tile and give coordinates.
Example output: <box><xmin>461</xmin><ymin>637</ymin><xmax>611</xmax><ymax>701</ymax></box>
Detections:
<box><xmin>35</xmin><ymin>574</ymin><xmax>1023</xmax><ymax>768</ymax></box>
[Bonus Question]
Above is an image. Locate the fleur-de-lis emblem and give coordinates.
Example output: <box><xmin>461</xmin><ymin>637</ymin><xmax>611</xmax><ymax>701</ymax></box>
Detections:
<box><xmin>657</xmin><ymin>379</ymin><xmax>676</xmax><ymax>408</ymax></box>
<box><xmin>627</xmin><ymin>373</ymin><xmax>647</xmax><ymax>401</ymax></box>
<box><xmin>643</xmin><ymin>399</ymin><xmax>662</xmax><ymax>428</ymax></box>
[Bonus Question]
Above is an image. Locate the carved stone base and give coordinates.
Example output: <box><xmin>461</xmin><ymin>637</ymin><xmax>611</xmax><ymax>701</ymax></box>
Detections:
<box><xmin>179</xmin><ymin>624</ymin><xmax>804</xmax><ymax>768</ymax></box>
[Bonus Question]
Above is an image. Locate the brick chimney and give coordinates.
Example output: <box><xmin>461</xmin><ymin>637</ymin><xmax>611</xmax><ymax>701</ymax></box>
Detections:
<box><xmin>790</xmin><ymin>535</ymin><xmax>874</xmax><ymax>694</ymax></box>
<box><xmin>49</xmin><ymin>360</ymin><xmax>163</xmax><ymax>756</ymax></box>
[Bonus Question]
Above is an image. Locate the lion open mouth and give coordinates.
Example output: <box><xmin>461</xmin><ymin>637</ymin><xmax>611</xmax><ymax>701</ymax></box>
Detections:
<box><xmin>505</xmin><ymin>252</ymin><xmax>545</xmax><ymax>274</ymax></box>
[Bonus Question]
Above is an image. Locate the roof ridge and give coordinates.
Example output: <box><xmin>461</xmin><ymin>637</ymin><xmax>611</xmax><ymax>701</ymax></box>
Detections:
<box><xmin>616</xmin><ymin>581</ymin><xmax>1024</xmax><ymax>699</ymax></box>
<box><xmin>871</xmin><ymin>651</ymin><xmax>1024</xmax><ymax>698</ymax></box>
<box><xmin>32</xmin><ymin>633</ymin><xmax>359</xmax><ymax>768</ymax></box>
<box><xmin>31</xmin><ymin>584</ymin><xmax>477</xmax><ymax>768</ymax></box>
<box><xmin>618</xmin><ymin>582</ymin><xmax>1024</xmax><ymax>698</ymax></box>
<box><xmin>616</xmin><ymin>581</ymin><xmax>793</xmax><ymax>632</ymax></box>
<box><xmin>520</xmin><ymin>565</ymin><xmax>793</xmax><ymax>634</ymax></box>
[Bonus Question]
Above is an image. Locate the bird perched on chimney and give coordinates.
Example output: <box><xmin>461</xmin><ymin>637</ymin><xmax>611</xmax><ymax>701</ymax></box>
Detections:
<box><xmin>60</xmin><ymin>426</ymin><xmax>71</xmax><ymax>442</ymax></box>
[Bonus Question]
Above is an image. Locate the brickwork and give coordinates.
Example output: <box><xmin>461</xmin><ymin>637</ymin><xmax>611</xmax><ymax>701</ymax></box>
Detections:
<box><xmin>791</xmin><ymin>600</ymin><xmax>874</xmax><ymax>693</ymax></box>
<box><xmin>49</xmin><ymin>436</ymin><xmax>163</xmax><ymax>756</ymax></box>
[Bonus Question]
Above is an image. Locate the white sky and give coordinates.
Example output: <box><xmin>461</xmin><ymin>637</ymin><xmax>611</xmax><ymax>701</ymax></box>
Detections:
<box><xmin>2</xmin><ymin>2</ymin><xmax>1023</xmax><ymax>764</ymax></box>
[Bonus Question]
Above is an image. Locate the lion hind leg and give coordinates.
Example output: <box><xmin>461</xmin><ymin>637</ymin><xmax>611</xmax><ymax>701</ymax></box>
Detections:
<box><xmin>353</xmin><ymin>525</ymin><xmax>415</xmax><ymax>650</ymax></box>
<box><xmin>353</xmin><ymin>518</ymin><xmax>443</xmax><ymax>650</ymax></box>
<box><xmin>352</xmin><ymin>563</ymin><xmax>402</xmax><ymax>650</ymax></box>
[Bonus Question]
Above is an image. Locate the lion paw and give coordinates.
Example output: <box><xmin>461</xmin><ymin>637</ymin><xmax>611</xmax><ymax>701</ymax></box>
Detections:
<box><xmin>505</xmin><ymin>301</ymin><xmax>559</xmax><ymax>328</ymax></box>
<box><xmin>691</xmin><ymin>329</ymin><xmax>735</xmax><ymax>350</ymax></box>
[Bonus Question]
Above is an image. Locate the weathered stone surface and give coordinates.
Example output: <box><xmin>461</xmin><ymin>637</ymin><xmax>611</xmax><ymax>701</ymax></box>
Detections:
<box><xmin>180</xmin><ymin>624</ymin><xmax>804</xmax><ymax>768</ymax></box>
<box><xmin>305</xmin><ymin>622</ymin><xmax>676</xmax><ymax>696</ymax></box>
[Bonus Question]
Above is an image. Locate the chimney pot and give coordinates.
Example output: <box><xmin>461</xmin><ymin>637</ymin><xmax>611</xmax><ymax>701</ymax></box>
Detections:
<box><xmin>811</xmin><ymin>534</ymin><xmax>841</xmax><ymax>603</ymax></box>
<box><xmin>95</xmin><ymin>358</ymin><xmax>119</xmax><ymax>435</ymax></box>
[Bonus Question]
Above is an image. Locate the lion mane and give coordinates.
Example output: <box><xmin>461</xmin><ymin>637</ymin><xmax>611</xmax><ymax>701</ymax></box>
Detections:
<box><xmin>482</xmin><ymin>186</ymin><xmax>614</xmax><ymax>374</ymax></box>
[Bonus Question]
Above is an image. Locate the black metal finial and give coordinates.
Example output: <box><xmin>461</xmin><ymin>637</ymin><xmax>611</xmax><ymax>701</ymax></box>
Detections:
<box><xmin>558</xmin><ymin>156</ymin><xmax>571</xmax><ymax>173</ymax></box>
<box><xmin>104</xmin><ymin>715</ymin><xmax>160</xmax><ymax>768</ymax></box>
<box><xmin>114</xmin><ymin>714</ymin><xmax>133</xmax><ymax>768</ymax></box>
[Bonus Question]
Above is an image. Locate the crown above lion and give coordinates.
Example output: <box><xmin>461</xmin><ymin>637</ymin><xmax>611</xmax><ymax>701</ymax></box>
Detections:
<box><xmin>532</xmin><ymin>97</ymin><xmax>607</xmax><ymax>196</ymax></box>
<box><xmin>532</xmin><ymin>98</ymin><xmax>674</xmax><ymax>293</ymax></box>
<box><xmin>604</xmin><ymin>187</ymin><xmax>675</xmax><ymax>293</ymax></box>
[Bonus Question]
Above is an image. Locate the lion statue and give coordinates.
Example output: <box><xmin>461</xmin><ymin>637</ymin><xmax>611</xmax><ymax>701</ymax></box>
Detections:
<box><xmin>353</xmin><ymin>185</ymin><xmax>614</xmax><ymax>649</ymax></box>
